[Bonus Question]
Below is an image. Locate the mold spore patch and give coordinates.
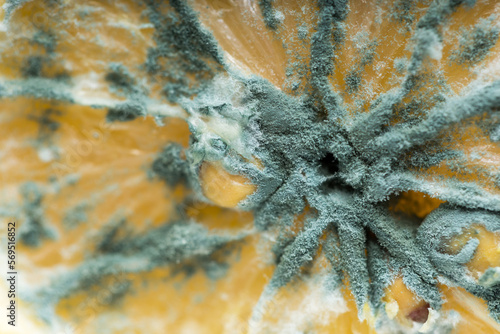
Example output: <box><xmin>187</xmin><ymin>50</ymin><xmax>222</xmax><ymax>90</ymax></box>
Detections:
<box><xmin>3</xmin><ymin>0</ymin><xmax>500</xmax><ymax>332</ymax></box>
<box><xmin>450</xmin><ymin>16</ymin><xmax>500</xmax><ymax>66</ymax></box>
<box><xmin>18</xmin><ymin>182</ymin><xmax>55</xmax><ymax>247</ymax></box>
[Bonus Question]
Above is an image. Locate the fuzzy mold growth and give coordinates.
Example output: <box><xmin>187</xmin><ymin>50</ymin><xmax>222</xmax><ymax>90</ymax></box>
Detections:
<box><xmin>1</xmin><ymin>0</ymin><xmax>500</xmax><ymax>333</ymax></box>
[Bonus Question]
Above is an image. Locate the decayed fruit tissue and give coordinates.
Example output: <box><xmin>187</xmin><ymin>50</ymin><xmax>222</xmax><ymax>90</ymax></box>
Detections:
<box><xmin>1</xmin><ymin>0</ymin><xmax>500</xmax><ymax>333</ymax></box>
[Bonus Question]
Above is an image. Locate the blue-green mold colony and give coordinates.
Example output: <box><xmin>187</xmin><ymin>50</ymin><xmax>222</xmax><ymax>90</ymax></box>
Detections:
<box><xmin>4</xmin><ymin>0</ymin><xmax>500</xmax><ymax>331</ymax></box>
